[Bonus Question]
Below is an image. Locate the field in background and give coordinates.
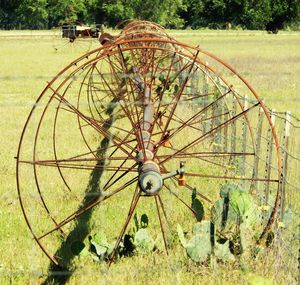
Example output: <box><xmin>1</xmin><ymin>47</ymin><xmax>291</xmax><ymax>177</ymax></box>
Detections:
<box><xmin>0</xmin><ymin>30</ymin><xmax>299</xmax><ymax>284</ymax></box>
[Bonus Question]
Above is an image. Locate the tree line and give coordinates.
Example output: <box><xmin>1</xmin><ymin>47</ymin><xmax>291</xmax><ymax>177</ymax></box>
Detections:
<box><xmin>0</xmin><ymin>0</ymin><xmax>299</xmax><ymax>32</ymax></box>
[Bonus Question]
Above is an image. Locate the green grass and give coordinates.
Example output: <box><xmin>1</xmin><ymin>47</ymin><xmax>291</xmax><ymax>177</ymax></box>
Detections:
<box><xmin>0</xmin><ymin>30</ymin><xmax>299</xmax><ymax>284</ymax></box>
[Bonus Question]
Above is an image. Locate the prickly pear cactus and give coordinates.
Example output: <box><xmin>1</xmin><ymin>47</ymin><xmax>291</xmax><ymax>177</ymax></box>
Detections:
<box><xmin>177</xmin><ymin>221</ymin><xmax>212</xmax><ymax>263</ymax></box>
<box><xmin>134</xmin><ymin>228</ymin><xmax>155</xmax><ymax>254</ymax></box>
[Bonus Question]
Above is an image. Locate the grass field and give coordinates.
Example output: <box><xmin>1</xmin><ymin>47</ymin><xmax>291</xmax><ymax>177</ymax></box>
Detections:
<box><xmin>0</xmin><ymin>30</ymin><xmax>299</xmax><ymax>285</ymax></box>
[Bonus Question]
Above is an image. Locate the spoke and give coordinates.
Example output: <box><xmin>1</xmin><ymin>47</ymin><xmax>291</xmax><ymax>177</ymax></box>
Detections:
<box><xmin>154</xmin><ymin>195</ymin><xmax>168</xmax><ymax>254</ymax></box>
<box><xmin>157</xmin><ymin>195</ymin><xmax>171</xmax><ymax>230</ymax></box>
<box><xmin>157</xmin><ymin>151</ymin><xmax>255</xmax><ymax>159</ymax></box>
<box><xmin>163</xmin><ymin>183</ymin><xmax>197</xmax><ymax>217</ymax></box>
<box><xmin>50</xmin><ymin>86</ymin><xmax>137</xmax><ymax>160</ymax></box>
<box><xmin>19</xmin><ymin>158</ymin><xmax>137</xmax><ymax>172</ymax></box>
<box><xmin>157</xmin><ymin>89</ymin><xmax>231</xmax><ymax>149</ymax></box>
<box><xmin>184</xmin><ymin>172</ymin><xmax>279</xmax><ymax>183</ymax></box>
<box><xmin>96</xmin><ymin>60</ymin><xmax>144</xmax><ymax>151</ymax></box>
<box><xmin>159</xmin><ymin>162</ymin><xmax>212</xmax><ymax>204</ymax></box>
<box><xmin>20</xmin><ymin>156</ymin><xmax>134</xmax><ymax>164</ymax></box>
<box><xmin>159</xmin><ymin>102</ymin><xmax>260</xmax><ymax>164</ymax></box>
<box><xmin>37</xmin><ymin>176</ymin><xmax>138</xmax><ymax>241</ymax></box>
<box><xmin>159</xmin><ymin>51</ymin><xmax>199</xmax><ymax>142</ymax></box>
<box><xmin>109</xmin><ymin>185</ymin><xmax>141</xmax><ymax>265</ymax></box>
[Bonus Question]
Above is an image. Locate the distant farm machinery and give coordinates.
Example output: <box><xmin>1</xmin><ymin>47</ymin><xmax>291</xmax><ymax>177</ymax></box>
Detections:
<box><xmin>61</xmin><ymin>24</ymin><xmax>100</xmax><ymax>42</ymax></box>
<box><xmin>52</xmin><ymin>23</ymin><xmax>101</xmax><ymax>52</ymax></box>
<box><xmin>17</xmin><ymin>21</ymin><xmax>287</xmax><ymax>266</ymax></box>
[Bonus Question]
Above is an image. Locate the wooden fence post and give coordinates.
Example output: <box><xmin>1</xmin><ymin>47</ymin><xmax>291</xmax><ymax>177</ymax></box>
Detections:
<box><xmin>250</xmin><ymin>106</ymin><xmax>264</xmax><ymax>194</ymax></box>
<box><xmin>263</xmin><ymin>109</ymin><xmax>275</xmax><ymax>217</ymax></box>
<box><xmin>202</xmin><ymin>63</ymin><xmax>209</xmax><ymax>134</ymax></box>
<box><xmin>279</xmin><ymin>111</ymin><xmax>290</xmax><ymax>220</ymax></box>
<box><xmin>241</xmin><ymin>96</ymin><xmax>248</xmax><ymax>186</ymax></box>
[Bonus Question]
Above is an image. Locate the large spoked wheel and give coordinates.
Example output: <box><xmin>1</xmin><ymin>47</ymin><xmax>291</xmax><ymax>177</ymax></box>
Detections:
<box><xmin>17</xmin><ymin>37</ymin><xmax>281</xmax><ymax>266</ymax></box>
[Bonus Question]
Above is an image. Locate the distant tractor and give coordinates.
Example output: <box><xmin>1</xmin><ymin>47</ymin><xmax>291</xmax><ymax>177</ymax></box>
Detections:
<box><xmin>52</xmin><ymin>24</ymin><xmax>101</xmax><ymax>52</ymax></box>
<box><xmin>61</xmin><ymin>24</ymin><xmax>100</xmax><ymax>42</ymax></box>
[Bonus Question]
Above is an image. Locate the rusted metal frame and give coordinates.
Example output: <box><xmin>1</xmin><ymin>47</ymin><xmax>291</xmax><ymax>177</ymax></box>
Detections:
<box><xmin>79</xmin><ymin>112</ymin><xmax>127</xmax><ymax>127</ymax></box>
<box><xmin>117</xmin><ymin>45</ymin><xmax>146</xmax><ymax>153</ymax></box>
<box><xmin>54</xmin><ymin>90</ymin><xmax>136</xmax><ymax>158</ymax></box>
<box><xmin>159</xmin><ymin>108</ymin><xmax>211</xmax><ymax>135</ymax></box>
<box><xmin>96</xmin><ymin>65</ymin><xmax>139</xmax><ymax>136</ymax></box>
<box><xmin>192</xmin><ymin>155</ymin><xmax>239</xmax><ymax>170</ymax></box>
<box><xmin>157</xmin><ymin>151</ymin><xmax>255</xmax><ymax>159</ymax></box>
<box><xmin>95</xmin><ymin>121</ymin><xmax>136</xmax><ymax>136</ymax></box>
<box><xmin>53</xmin><ymin>80</ymin><xmax>79</xmax><ymax>194</ymax></box>
<box><xmin>86</xmin><ymin>67</ymin><xmax>103</xmax><ymax>123</ymax></box>
<box><xmin>151</xmin><ymin>55</ymin><xmax>193</xmax><ymax>113</ymax></box>
<box><xmin>279</xmin><ymin>112</ymin><xmax>290</xmax><ymax>220</ymax></box>
<box><xmin>104</xmin><ymin>54</ymin><xmax>123</xmax><ymax>84</ymax></box>
<box><xmin>160</xmin><ymin>102</ymin><xmax>260</xmax><ymax>165</ymax></box>
<box><xmin>87</xmin><ymin>44</ymin><xmax>255</xmax><ymax>160</ymax></box>
<box><xmin>113</xmin><ymin>39</ymin><xmax>259</xmax><ymax>158</ymax></box>
<box><xmin>163</xmin><ymin>183</ymin><xmax>197</xmax><ymax>217</ymax></box>
<box><xmin>153</xmin><ymin>55</ymin><xmax>254</xmax><ymax>175</ymax></box>
<box><xmin>109</xmin><ymin>187</ymin><xmax>141</xmax><ymax>264</ymax></box>
<box><xmin>157</xmin><ymin>195</ymin><xmax>171</xmax><ymax>230</ymax></box>
<box><xmin>38</xmin><ymin>91</ymin><xmax>135</xmax><ymax>207</ymax></box>
<box><xmin>157</xmin><ymin>91</ymin><xmax>215</xmax><ymax>108</ymax></box>
<box><xmin>81</xmin><ymin>80</ymin><xmax>110</xmax><ymax>92</ymax></box>
<box><xmin>37</xmin><ymin>175</ymin><xmax>139</xmax><ymax>241</ymax></box>
<box><xmin>149</xmin><ymin>52</ymin><xmax>178</xmax><ymax>143</ymax></box>
<box><xmin>122</xmin><ymin>21</ymin><xmax>166</xmax><ymax>34</ymax></box>
<box><xmin>158</xmin><ymin>161</ymin><xmax>212</xmax><ymax>205</ymax></box>
<box><xmin>250</xmin><ymin>107</ymin><xmax>264</xmax><ymax>193</ymax></box>
<box><xmin>87</xmin><ymin>68</ymin><xmax>118</xmax><ymax>122</ymax></box>
<box><xmin>159</xmin><ymin>141</ymin><xmax>248</xmax><ymax>171</ymax></box>
<box><xmin>145</xmin><ymin>49</ymin><xmax>157</xmax><ymax>138</ymax></box>
<box><xmin>50</xmin><ymin>86</ymin><xmax>137</xmax><ymax>160</ymax></box>
<box><xmin>152</xmin><ymin>53</ymin><xmax>185</xmax><ymax>88</ymax></box>
<box><xmin>20</xmin><ymin>160</ymin><xmax>136</xmax><ymax>172</ymax></box>
<box><xmin>156</xmin><ymin>91</ymin><xmax>245</xmax><ymax>162</ymax></box>
<box><xmin>20</xmin><ymin>156</ymin><xmax>134</xmax><ymax>164</ymax></box>
<box><xmin>190</xmin><ymin>111</ymin><xmax>230</xmax><ymax>126</ymax></box>
<box><xmin>58</xmin><ymin>100</ymin><xmax>130</xmax><ymax>137</ymax></box>
<box><xmin>49</xmin><ymin>133</ymin><xmax>137</xmax><ymax>163</ymax></box>
<box><xmin>139</xmin><ymin>48</ymin><xmax>157</xmax><ymax>150</ymax></box>
<box><xmin>102</xmin><ymin>147</ymin><xmax>138</xmax><ymax>191</ymax></box>
<box><xmin>156</xmin><ymin>54</ymin><xmax>199</xmax><ymax>142</ymax></box>
<box><xmin>33</xmin><ymin>85</ymin><xmax>79</xmax><ymax>238</ymax></box>
<box><xmin>91</xmin><ymin>79</ymin><xmax>135</xmax><ymax>131</ymax></box>
<box><xmin>183</xmin><ymin>172</ymin><xmax>278</xmax><ymax>183</ymax></box>
<box><xmin>157</xmin><ymin>89</ymin><xmax>231</xmax><ymax>148</ymax></box>
<box><xmin>77</xmin><ymin>65</ymin><xmax>111</xmax><ymax>168</ymax></box>
<box><xmin>16</xmin><ymin>51</ymin><xmax>109</xmax><ymax>266</ymax></box>
<box><xmin>175</xmin><ymin>176</ymin><xmax>213</xmax><ymax>204</ymax></box>
<box><xmin>117</xmin><ymin>44</ymin><xmax>141</xmax><ymax>129</ymax></box>
<box><xmin>154</xmin><ymin>195</ymin><xmax>168</xmax><ymax>254</ymax></box>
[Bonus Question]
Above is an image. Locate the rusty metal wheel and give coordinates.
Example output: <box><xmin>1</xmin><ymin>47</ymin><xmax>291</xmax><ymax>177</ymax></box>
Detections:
<box><xmin>17</xmin><ymin>30</ymin><xmax>281</xmax><ymax>266</ymax></box>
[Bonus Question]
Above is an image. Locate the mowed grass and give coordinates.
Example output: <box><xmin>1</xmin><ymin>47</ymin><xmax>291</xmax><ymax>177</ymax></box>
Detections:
<box><xmin>0</xmin><ymin>30</ymin><xmax>299</xmax><ymax>285</ymax></box>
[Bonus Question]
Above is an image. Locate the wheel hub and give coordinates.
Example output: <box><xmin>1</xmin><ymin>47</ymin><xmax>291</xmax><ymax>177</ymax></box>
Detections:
<box><xmin>139</xmin><ymin>171</ymin><xmax>163</xmax><ymax>195</ymax></box>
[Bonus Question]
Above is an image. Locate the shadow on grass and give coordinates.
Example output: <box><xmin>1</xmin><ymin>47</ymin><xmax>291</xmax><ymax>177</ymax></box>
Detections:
<box><xmin>42</xmin><ymin>107</ymin><xmax>116</xmax><ymax>285</ymax></box>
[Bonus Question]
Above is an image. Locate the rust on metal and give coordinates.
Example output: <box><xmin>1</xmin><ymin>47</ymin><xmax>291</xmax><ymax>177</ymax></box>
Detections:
<box><xmin>16</xmin><ymin>20</ymin><xmax>282</xmax><ymax>265</ymax></box>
